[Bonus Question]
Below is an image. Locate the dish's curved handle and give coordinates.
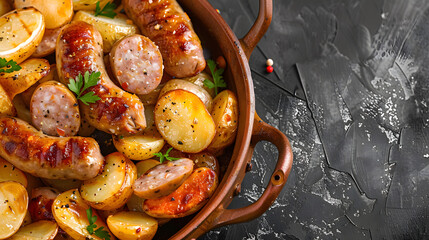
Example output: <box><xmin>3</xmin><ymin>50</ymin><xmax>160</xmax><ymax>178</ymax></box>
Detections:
<box><xmin>210</xmin><ymin>114</ymin><xmax>293</xmax><ymax>229</ymax></box>
<box><xmin>239</xmin><ymin>0</ymin><xmax>273</xmax><ymax>59</ymax></box>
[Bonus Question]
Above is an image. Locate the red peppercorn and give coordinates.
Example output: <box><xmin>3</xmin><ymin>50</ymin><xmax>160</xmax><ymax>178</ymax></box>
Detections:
<box><xmin>266</xmin><ymin>66</ymin><xmax>273</xmax><ymax>73</ymax></box>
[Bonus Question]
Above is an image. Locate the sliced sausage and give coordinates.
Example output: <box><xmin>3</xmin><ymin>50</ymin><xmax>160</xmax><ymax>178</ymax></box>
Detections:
<box><xmin>133</xmin><ymin>158</ymin><xmax>194</xmax><ymax>199</ymax></box>
<box><xmin>30</xmin><ymin>81</ymin><xmax>80</xmax><ymax>137</ymax></box>
<box><xmin>0</xmin><ymin>116</ymin><xmax>104</xmax><ymax>180</ymax></box>
<box><xmin>143</xmin><ymin>167</ymin><xmax>218</xmax><ymax>218</ymax></box>
<box><xmin>56</xmin><ymin>21</ymin><xmax>146</xmax><ymax>136</ymax></box>
<box><xmin>32</xmin><ymin>27</ymin><xmax>63</xmax><ymax>58</ymax></box>
<box><xmin>29</xmin><ymin>187</ymin><xmax>60</xmax><ymax>222</ymax></box>
<box><xmin>123</xmin><ymin>0</ymin><xmax>206</xmax><ymax>78</ymax></box>
<box><xmin>110</xmin><ymin>34</ymin><xmax>163</xmax><ymax>95</ymax></box>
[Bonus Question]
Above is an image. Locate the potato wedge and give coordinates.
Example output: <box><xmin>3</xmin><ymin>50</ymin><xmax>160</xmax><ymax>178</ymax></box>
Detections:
<box><xmin>107</xmin><ymin>211</ymin><xmax>158</xmax><ymax>240</ymax></box>
<box><xmin>13</xmin><ymin>95</ymin><xmax>32</xmax><ymax>123</ymax></box>
<box><xmin>155</xmin><ymin>89</ymin><xmax>216</xmax><ymax>153</ymax></box>
<box><xmin>0</xmin><ymin>0</ymin><xmax>11</xmax><ymax>17</ymax></box>
<box><xmin>188</xmin><ymin>152</ymin><xmax>220</xmax><ymax>176</ymax></box>
<box><xmin>181</xmin><ymin>72</ymin><xmax>216</xmax><ymax>97</ymax></box>
<box><xmin>52</xmin><ymin>189</ymin><xmax>116</xmax><ymax>240</ymax></box>
<box><xmin>0</xmin><ymin>58</ymin><xmax>50</xmax><ymax>99</ymax></box>
<box><xmin>159</xmin><ymin>80</ymin><xmax>213</xmax><ymax>112</ymax></box>
<box><xmin>0</xmin><ymin>156</ymin><xmax>27</xmax><ymax>187</ymax></box>
<box><xmin>0</xmin><ymin>81</ymin><xmax>16</xmax><ymax>116</ymax></box>
<box><xmin>207</xmin><ymin>90</ymin><xmax>239</xmax><ymax>154</ymax></box>
<box><xmin>73</xmin><ymin>0</ymin><xmax>111</xmax><ymax>11</ymax></box>
<box><xmin>143</xmin><ymin>168</ymin><xmax>218</xmax><ymax>218</ymax></box>
<box><xmin>8</xmin><ymin>220</ymin><xmax>58</xmax><ymax>240</ymax></box>
<box><xmin>0</xmin><ymin>181</ymin><xmax>28</xmax><ymax>239</ymax></box>
<box><xmin>80</xmin><ymin>152</ymin><xmax>137</xmax><ymax>210</ymax></box>
<box><xmin>113</xmin><ymin>134</ymin><xmax>165</xmax><ymax>161</ymax></box>
<box><xmin>73</xmin><ymin>10</ymin><xmax>139</xmax><ymax>53</ymax></box>
<box><xmin>41</xmin><ymin>178</ymin><xmax>82</xmax><ymax>192</ymax></box>
<box><xmin>0</xmin><ymin>8</ymin><xmax>45</xmax><ymax>63</ymax></box>
<box><xmin>14</xmin><ymin>0</ymin><xmax>73</xmax><ymax>29</ymax></box>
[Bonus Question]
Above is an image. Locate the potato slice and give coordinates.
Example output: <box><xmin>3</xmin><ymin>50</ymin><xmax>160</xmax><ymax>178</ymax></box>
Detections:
<box><xmin>39</xmin><ymin>179</ymin><xmax>81</xmax><ymax>193</ymax></box>
<box><xmin>0</xmin><ymin>8</ymin><xmax>45</xmax><ymax>63</ymax></box>
<box><xmin>207</xmin><ymin>90</ymin><xmax>239</xmax><ymax>154</ymax></box>
<box><xmin>73</xmin><ymin>10</ymin><xmax>139</xmax><ymax>53</ymax></box>
<box><xmin>159</xmin><ymin>80</ymin><xmax>213</xmax><ymax>112</ymax></box>
<box><xmin>77</xmin><ymin>111</ymin><xmax>96</xmax><ymax>137</ymax></box>
<box><xmin>8</xmin><ymin>220</ymin><xmax>58</xmax><ymax>240</ymax></box>
<box><xmin>181</xmin><ymin>72</ymin><xmax>216</xmax><ymax>97</ymax></box>
<box><xmin>138</xmin><ymin>83</ymin><xmax>165</xmax><ymax>106</ymax></box>
<box><xmin>188</xmin><ymin>152</ymin><xmax>220</xmax><ymax>176</ymax></box>
<box><xmin>113</xmin><ymin>134</ymin><xmax>165</xmax><ymax>161</ymax></box>
<box><xmin>14</xmin><ymin>0</ymin><xmax>73</xmax><ymax>29</ymax></box>
<box><xmin>0</xmin><ymin>58</ymin><xmax>50</xmax><ymax>99</ymax></box>
<box><xmin>0</xmin><ymin>156</ymin><xmax>27</xmax><ymax>187</ymax></box>
<box><xmin>155</xmin><ymin>89</ymin><xmax>216</xmax><ymax>153</ymax></box>
<box><xmin>0</xmin><ymin>0</ymin><xmax>11</xmax><ymax>17</ymax></box>
<box><xmin>73</xmin><ymin>0</ymin><xmax>111</xmax><ymax>11</ymax></box>
<box><xmin>0</xmin><ymin>83</ymin><xmax>15</xmax><ymax>116</ymax></box>
<box><xmin>0</xmin><ymin>181</ymin><xmax>28</xmax><ymax>239</ymax></box>
<box><xmin>52</xmin><ymin>189</ymin><xmax>116</xmax><ymax>240</ymax></box>
<box><xmin>80</xmin><ymin>152</ymin><xmax>137</xmax><ymax>210</ymax></box>
<box><xmin>13</xmin><ymin>95</ymin><xmax>32</xmax><ymax>123</ymax></box>
<box><xmin>107</xmin><ymin>211</ymin><xmax>158</xmax><ymax>240</ymax></box>
<box><xmin>143</xmin><ymin>168</ymin><xmax>218</xmax><ymax>218</ymax></box>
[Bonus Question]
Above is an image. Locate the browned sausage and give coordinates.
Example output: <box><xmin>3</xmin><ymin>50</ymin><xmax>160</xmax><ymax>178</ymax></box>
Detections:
<box><xmin>133</xmin><ymin>158</ymin><xmax>194</xmax><ymax>199</ymax></box>
<box><xmin>110</xmin><ymin>34</ymin><xmax>163</xmax><ymax>94</ymax></box>
<box><xmin>32</xmin><ymin>27</ymin><xmax>63</xmax><ymax>58</ymax></box>
<box><xmin>29</xmin><ymin>187</ymin><xmax>60</xmax><ymax>222</ymax></box>
<box><xmin>123</xmin><ymin>0</ymin><xmax>206</xmax><ymax>78</ymax></box>
<box><xmin>0</xmin><ymin>116</ymin><xmax>104</xmax><ymax>180</ymax></box>
<box><xmin>56</xmin><ymin>21</ymin><xmax>146</xmax><ymax>136</ymax></box>
<box><xmin>143</xmin><ymin>167</ymin><xmax>218</xmax><ymax>218</ymax></box>
<box><xmin>30</xmin><ymin>81</ymin><xmax>80</xmax><ymax>137</ymax></box>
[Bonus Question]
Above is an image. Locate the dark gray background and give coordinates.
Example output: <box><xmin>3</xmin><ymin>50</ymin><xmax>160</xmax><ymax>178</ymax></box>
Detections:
<box><xmin>202</xmin><ymin>0</ymin><xmax>429</xmax><ymax>239</ymax></box>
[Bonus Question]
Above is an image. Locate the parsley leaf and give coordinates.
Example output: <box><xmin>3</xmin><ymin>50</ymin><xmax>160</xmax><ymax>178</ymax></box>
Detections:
<box><xmin>203</xmin><ymin>59</ymin><xmax>226</xmax><ymax>95</ymax></box>
<box><xmin>0</xmin><ymin>57</ymin><xmax>21</xmax><ymax>73</ymax></box>
<box><xmin>67</xmin><ymin>71</ymin><xmax>101</xmax><ymax>105</ymax></box>
<box><xmin>86</xmin><ymin>208</ymin><xmax>111</xmax><ymax>240</ymax></box>
<box><xmin>95</xmin><ymin>1</ymin><xmax>117</xmax><ymax>18</ymax></box>
<box><xmin>153</xmin><ymin>147</ymin><xmax>180</xmax><ymax>163</ymax></box>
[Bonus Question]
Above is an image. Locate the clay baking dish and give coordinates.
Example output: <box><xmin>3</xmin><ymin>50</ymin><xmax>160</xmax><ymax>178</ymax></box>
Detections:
<box><xmin>154</xmin><ymin>0</ymin><xmax>294</xmax><ymax>239</ymax></box>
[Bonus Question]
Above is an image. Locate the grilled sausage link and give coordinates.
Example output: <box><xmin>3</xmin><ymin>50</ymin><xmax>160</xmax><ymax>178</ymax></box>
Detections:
<box><xmin>0</xmin><ymin>116</ymin><xmax>104</xmax><ymax>180</ymax></box>
<box><xmin>56</xmin><ymin>21</ymin><xmax>146</xmax><ymax>136</ymax></box>
<box><xmin>123</xmin><ymin>0</ymin><xmax>206</xmax><ymax>78</ymax></box>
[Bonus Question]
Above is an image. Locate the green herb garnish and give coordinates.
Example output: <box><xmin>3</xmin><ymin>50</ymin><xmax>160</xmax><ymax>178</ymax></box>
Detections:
<box><xmin>86</xmin><ymin>208</ymin><xmax>111</xmax><ymax>240</ymax></box>
<box><xmin>203</xmin><ymin>59</ymin><xmax>226</xmax><ymax>95</ymax></box>
<box><xmin>153</xmin><ymin>147</ymin><xmax>180</xmax><ymax>163</ymax></box>
<box><xmin>94</xmin><ymin>1</ymin><xmax>117</xmax><ymax>18</ymax></box>
<box><xmin>68</xmin><ymin>71</ymin><xmax>101</xmax><ymax>105</ymax></box>
<box><xmin>0</xmin><ymin>57</ymin><xmax>21</xmax><ymax>73</ymax></box>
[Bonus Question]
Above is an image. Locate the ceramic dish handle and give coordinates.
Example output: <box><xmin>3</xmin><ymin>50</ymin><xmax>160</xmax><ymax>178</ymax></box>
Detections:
<box><xmin>240</xmin><ymin>0</ymin><xmax>273</xmax><ymax>59</ymax></box>
<box><xmin>209</xmin><ymin>114</ymin><xmax>293</xmax><ymax>229</ymax></box>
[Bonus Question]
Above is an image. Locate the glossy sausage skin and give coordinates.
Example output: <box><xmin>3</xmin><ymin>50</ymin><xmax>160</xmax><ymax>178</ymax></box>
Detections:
<box><xmin>123</xmin><ymin>0</ymin><xmax>206</xmax><ymax>78</ymax></box>
<box><xmin>0</xmin><ymin>116</ymin><xmax>104</xmax><ymax>180</ymax></box>
<box><xmin>29</xmin><ymin>187</ymin><xmax>60</xmax><ymax>222</ymax></box>
<box><xmin>56</xmin><ymin>21</ymin><xmax>146</xmax><ymax>136</ymax></box>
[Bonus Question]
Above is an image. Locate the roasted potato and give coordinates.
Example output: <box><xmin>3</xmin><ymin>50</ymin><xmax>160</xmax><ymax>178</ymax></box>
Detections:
<box><xmin>22</xmin><ymin>210</ymin><xmax>32</xmax><ymax>226</ymax></box>
<box><xmin>207</xmin><ymin>90</ymin><xmax>239</xmax><ymax>154</ymax></box>
<box><xmin>0</xmin><ymin>83</ymin><xmax>15</xmax><ymax>116</ymax></box>
<box><xmin>8</xmin><ymin>220</ymin><xmax>58</xmax><ymax>240</ymax></box>
<box><xmin>13</xmin><ymin>95</ymin><xmax>32</xmax><ymax>123</ymax></box>
<box><xmin>113</xmin><ymin>134</ymin><xmax>165</xmax><ymax>161</ymax></box>
<box><xmin>98</xmin><ymin>205</ymin><xmax>126</xmax><ymax>221</ymax></box>
<box><xmin>181</xmin><ymin>72</ymin><xmax>216</xmax><ymax>97</ymax></box>
<box><xmin>107</xmin><ymin>211</ymin><xmax>158</xmax><ymax>240</ymax></box>
<box><xmin>52</xmin><ymin>189</ymin><xmax>116</xmax><ymax>240</ymax></box>
<box><xmin>159</xmin><ymin>79</ymin><xmax>213</xmax><ymax>112</ymax></box>
<box><xmin>143</xmin><ymin>167</ymin><xmax>218</xmax><ymax>218</ymax></box>
<box><xmin>0</xmin><ymin>156</ymin><xmax>28</xmax><ymax>187</ymax></box>
<box><xmin>155</xmin><ymin>89</ymin><xmax>216</xmax><ymax>153</ymax></box>
<box><xmin>21</xmin><ymin>64</ymin><xmax>59</xmax><ymax>108</ymax></box>
<box><xmin>80</xmin><ymin>152</ymin><xmax>137</xmax><ymax>210</ymax></box>
<box><xmin>14</xmin><ymin>0</ymin><xmax>73</xmax><ymax>29</ymax></box>
<box><xmin>0</xmin><ymin>0</ymin><xmax>11</xmax><ymax>16</ymax></box>
<box><xmin>0</xmin><ymin>58</ymin><xmax>50</xmax><ymax>99</ymax></box>
<box><xmin>77</xmin><ymin>111</ymin><xmax>96</xmax><ymax>137</ymax></box>
<box><xmin>0</xmin><ymin>8</ymin><xmax>45</xmax><ymax>63</ymax></box>
<box><xmin>72</xmin><ymin>0</ymin><xmax>111</xmax><ymax>11</ymax></box>
<box><xmin>0</xmin><ymin>181</ymin><xmax>29</xmax><ymax>239</ymax></box>
<box><xmin>188</xmin><ymin>152</ymin><xmax>220</xmax><ymax>176</ymax></box>
<box><xmin>138</xmin><ymin>83</ymin><xmax>165</xmax><ymax>105</ymax></box>
<box><xmin>73</xmin><ymin>10</ymin><xmax>139</xmax><ymax>52</ymax></box>
<box><xmin>41</xmin><ymin>178</ymin><xmax>82</xmax><ymax>192</ymax></box>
